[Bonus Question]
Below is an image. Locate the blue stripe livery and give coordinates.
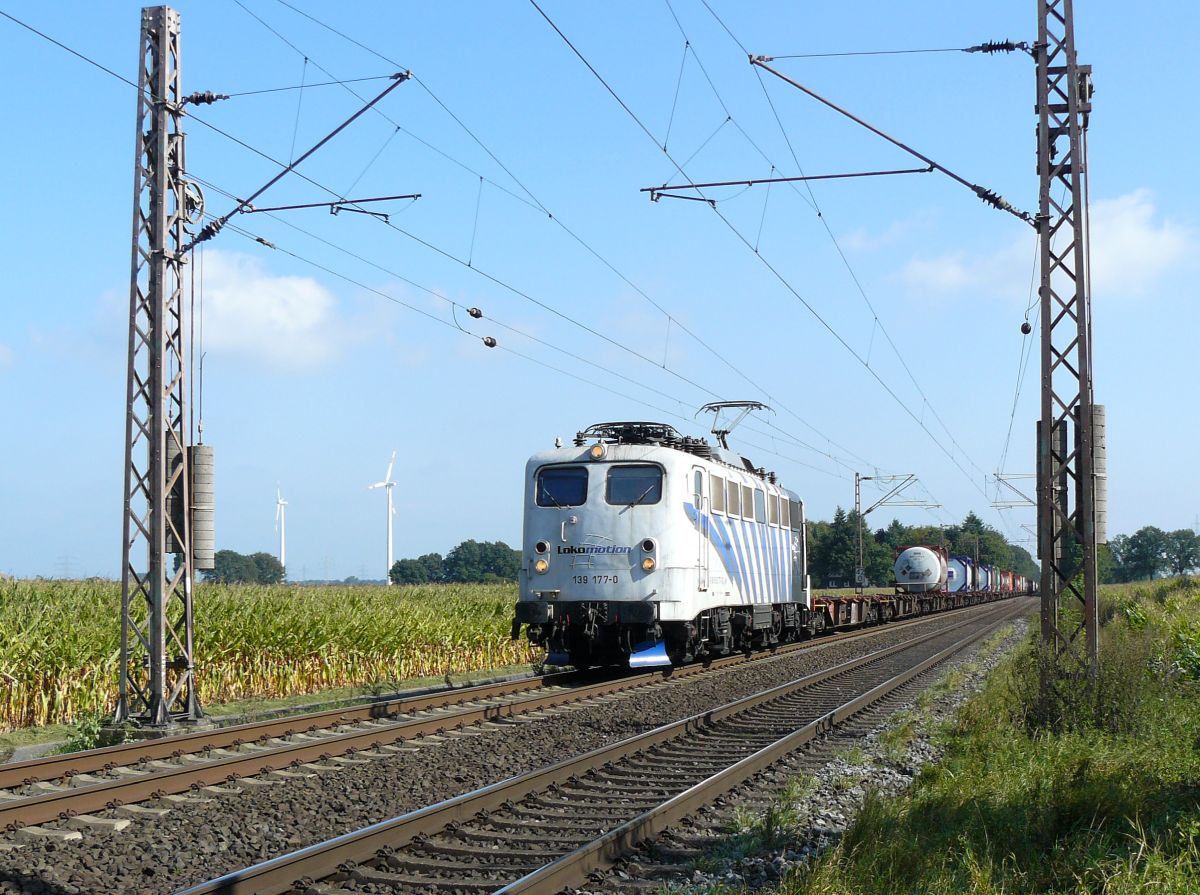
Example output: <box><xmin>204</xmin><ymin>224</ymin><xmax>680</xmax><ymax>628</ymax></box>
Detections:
<box><xmin>686</xmin><ymin>501</ymin><xmax>793</xmax><ymax>603</ymax></box>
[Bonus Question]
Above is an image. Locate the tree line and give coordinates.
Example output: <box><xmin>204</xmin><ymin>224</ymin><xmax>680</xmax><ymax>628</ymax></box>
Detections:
<box><xmin>1105</xmin><ymin>526</ymin><xmax>1199</xmax><ymax>582</ymax></box>
<box><xmin>196</xmin><ymin>523</ymin><xmax>1200</xmax><ymax>588</ymax></box>
<box><xmin>201</xmin><ymin>550</ymin><xmax>285</xmax><ymax>585</ymax></box>
<box><xmin>808</xmin><ymin>511</ymin><xmax>1039</xmax><ymax>588</ymax></box>
<box><xmin>389</xmin><ymin>540</ymin><xmax>521</xmax><ymax>585</ymax></box>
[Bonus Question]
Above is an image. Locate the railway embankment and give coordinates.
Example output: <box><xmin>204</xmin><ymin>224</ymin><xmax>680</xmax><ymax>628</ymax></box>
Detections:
<box><xmin>653</xmin><ymin>578</ymin><xmax>1200</xmax><ymax>895</ymax></box>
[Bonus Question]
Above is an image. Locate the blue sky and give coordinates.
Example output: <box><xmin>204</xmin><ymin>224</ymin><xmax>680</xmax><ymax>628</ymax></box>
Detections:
<box><xmin>1</xmin><ymin>1</ymin><xmax>1196</xmax><ymax>580</ymax></box>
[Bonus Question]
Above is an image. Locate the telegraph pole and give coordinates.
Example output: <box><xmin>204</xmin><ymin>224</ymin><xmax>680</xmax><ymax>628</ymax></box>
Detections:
<box><xmin>116</xmin><ymin>6</ymin><xmax>201</xmax><ymax>725</ymax></box>
<box><xmin>1035</xmin><ymin>0</ymin><xmax>1103</xmax><ymax>676</ymax></box>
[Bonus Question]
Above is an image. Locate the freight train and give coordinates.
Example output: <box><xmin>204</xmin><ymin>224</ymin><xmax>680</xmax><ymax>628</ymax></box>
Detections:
<box><xmin>511</xmin><ymin>417</ymin><xmax>1027</xmax><ymax>670</ymax></box>
<box><xmin>893</xmin><ymin>545</ymin><xmax>1031</xmax><ymax>595</ymax></box>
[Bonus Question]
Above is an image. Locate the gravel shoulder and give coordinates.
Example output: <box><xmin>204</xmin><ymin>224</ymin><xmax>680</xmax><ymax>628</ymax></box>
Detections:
<box><xmin>599</xmin><ymin>616</ymin><xmax>1030</xmax><ymax>895</ymax></box>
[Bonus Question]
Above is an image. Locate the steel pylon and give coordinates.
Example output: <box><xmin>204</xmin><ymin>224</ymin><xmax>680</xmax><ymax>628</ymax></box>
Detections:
<box><xmin>1035</xmin><ymin>0</ymin><xmax>1101</xmax><ymax>676</ymax></box>
<box><xmin>116</xmin><ymin>5</ymin><xmax>201</xmax><ymax>725</ymax></box>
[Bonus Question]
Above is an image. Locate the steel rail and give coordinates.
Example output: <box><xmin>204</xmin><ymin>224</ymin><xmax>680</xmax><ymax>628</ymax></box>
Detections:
<box><xmin>1</xmin><ymin>595</ymin><xmax>1011</xmax><ymax>791</ymax></box>
<box><xmin>498</xmin><ymin>610</ymin><xmax>1020</xmax><ymax>895</ymax></box>
<box><xmin>170</xmin><ymin>600</ymin><xmax>1022</xmax><ymax>895</ymax></box>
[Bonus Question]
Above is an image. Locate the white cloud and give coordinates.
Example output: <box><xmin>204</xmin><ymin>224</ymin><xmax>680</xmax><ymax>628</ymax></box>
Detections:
<box><xmin>1088</xmin><ymin>189</ymin><xmax>1195</xmax><ymax>298</ymax></box>
<box><xmin>840</xmin><ymin>213</ymin><xmax>929</xmax><ymax>252</ymax></box>
<box><xmin>198</xmin><ymin>250</ymin><xmax>358</xmax><ymax>368</ymax></box>
<box><xmin>896</xmin><ymin>190</ymin><xmax>1196</xmax><ymax>303</ymax></box>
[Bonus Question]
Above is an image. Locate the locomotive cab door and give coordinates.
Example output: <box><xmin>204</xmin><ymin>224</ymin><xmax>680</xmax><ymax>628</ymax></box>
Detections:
<box><xmin>693</xmin><ymin>468</ymin><xmax>709</xmax><ymax>591</ymax></box>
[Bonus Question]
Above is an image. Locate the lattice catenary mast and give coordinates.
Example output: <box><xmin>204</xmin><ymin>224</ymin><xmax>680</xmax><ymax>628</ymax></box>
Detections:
<box><xmin>116</xmin><ymin>6</ymin><xmax>208</xmax><ymax>725</ymax></box>
<box><xmin>1035</xmin><ymin>0</ymin><xmax>1105</xmax><ymax>676</ymax></box>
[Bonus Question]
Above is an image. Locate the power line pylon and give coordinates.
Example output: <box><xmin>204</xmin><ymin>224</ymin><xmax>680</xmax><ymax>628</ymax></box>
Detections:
<box><xmin>116</xmin><ymin>5</ymin><xmax>201</xmax><ymax>725</ymax></box>
<box><xmin>1035</xmin><ymin>0</ymin><xmax>1102</xmax><ymax>677</ymax></box>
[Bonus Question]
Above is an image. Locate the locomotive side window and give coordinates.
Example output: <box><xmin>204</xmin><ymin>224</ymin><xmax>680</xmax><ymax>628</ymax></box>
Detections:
<box><xmin>694</xmin><ymin>470</ymin><xmax>703</xmax><ymax>505</ymax></box>
<box><xmin>753</xmin><ymin>489</ymin><xmax>766</xmax><ymax>523</ymax></box>
<box><xmin>789</xmin><ymin>499</ymin><xmax>802</xmax><ymax>530</ymax></box>
<box><xmin>726</xmin><ymin>479</ymin><xmax>741</xmax><ymax>516</ymax></box>
<box><xmin>741</xmin><ymin>484</ymin><xmax>754</xmax><ymax>520</ymax></box>
<box><xmin>606</xmin><ymin>464</ymin><xmax>663</xmax><ymax>506</ymax></box>
<box><xmin>780</xmin><ymin>496</ymin><xmax>791</xmax><ymax>528</ymax></box>
<box><xmin>536</xmin><ymin>466</ymin><xmax>588</xmax><ymax>507</ymax></box>
<box><xmin>711</xmin><ymin>474</ymin><xmax>726</xmax><ymax>513</ymax></box>
<box><xmin>768</xmin><ymin>493</ymin><xmax>780</xmax><ymax>526</ymax></box>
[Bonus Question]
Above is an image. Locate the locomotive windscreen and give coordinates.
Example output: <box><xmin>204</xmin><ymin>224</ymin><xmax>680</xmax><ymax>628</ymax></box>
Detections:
<box><xmin>605</xmin><ymin>464</ymin><xmax>663</xmax><ymax>505</ymax></box>
<box><xmin>536</xmin><ymin>466</ymin><xmax>588</xmax><ymax>507</ymax></box>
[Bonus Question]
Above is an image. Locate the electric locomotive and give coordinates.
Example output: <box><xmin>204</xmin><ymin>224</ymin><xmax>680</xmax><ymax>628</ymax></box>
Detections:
<box><xmin>511</xmin><ymin>410</ymin><xmax>813</xmax><ymax>669</ymax></box>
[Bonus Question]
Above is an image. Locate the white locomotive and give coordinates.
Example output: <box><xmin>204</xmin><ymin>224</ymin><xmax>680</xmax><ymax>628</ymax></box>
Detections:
<box><xmin>512</xmin><ymin>412</ymin><xmax>812</xmax><ymax>669</ymax></box>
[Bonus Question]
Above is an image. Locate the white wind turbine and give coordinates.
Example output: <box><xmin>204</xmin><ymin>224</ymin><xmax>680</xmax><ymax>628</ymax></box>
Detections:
<box><xmin>275</xmin><ymin>487</ymin><xmax>288</xmax><ymax>572</ymax></box>
<box><xmin>368</xmin><ymin>450</ymin><xmax>397</xmax><ymax>585</ymax></box>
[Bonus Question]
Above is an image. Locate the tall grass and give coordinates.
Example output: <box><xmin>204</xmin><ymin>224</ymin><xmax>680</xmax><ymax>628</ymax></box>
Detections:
<box><xmin>776</xmin><ymin>577</ymin><xmax>1200</xmax><ymax>895</ymax></box>
<box><xmin>0</xmin><ymin>580</ymin><xmax>535</xmax><ymax>731</ymax></box>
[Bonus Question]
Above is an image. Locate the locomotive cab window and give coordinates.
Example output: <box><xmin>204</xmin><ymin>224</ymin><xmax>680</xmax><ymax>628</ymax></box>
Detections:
<box><xmin>789</xmin><ymin>499</ymin><xmax>802</xmax><ymax>530</ymax></box>
<box><xmin>780</xmin><ymin>497</ymin><xmax>790</xmax><ymax>528</ymax></box>
<box><xmin>536</xmin><ymin>465</ymin><xmax>588</xmax><ymax>507</ymax></box>
<box><xmin>753</xmin><ymin>489</ymin><xmax>767</xmax><ymax>523</ymax></box>
<box><xmin>606</xmin><ymin>464</ymin><xmax>663</xmax><ymax>506</ymax></box>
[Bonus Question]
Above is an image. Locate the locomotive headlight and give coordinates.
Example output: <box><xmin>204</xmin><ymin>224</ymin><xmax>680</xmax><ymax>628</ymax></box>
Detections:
<box><xmin>588</xmin><ymin>443</ymin><xmax>607</xmax><ymax>460</ymax></box>
<box><xmin>534</xmin><ymin>540</ymin><xmax>550</xmax><ymax>555</ymax></box>
<box><xmin>641</xmin><ymin>557</ymin><xmax>656</xmax><ymax>572</ymax></box>
<box><xmin>641</xmin><ymin>538</ymin><xmax>656</xmax><ymax>553</ymax></box>
<box><xmin>534</xmin><ymin>558</ymin><xmax>550</xmax><ymax>574</ymax></box>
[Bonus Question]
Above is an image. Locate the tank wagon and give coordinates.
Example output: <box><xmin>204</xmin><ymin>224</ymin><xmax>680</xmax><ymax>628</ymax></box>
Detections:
<box><xmin>893</xmin><ymin>545</ymin><xmax>1032</xmax><ymax>601</ymax></box>
<box><xmin>512</xmin><ymin>418</ymin><xmax>1029</xmax><ymax>670</ymax></box>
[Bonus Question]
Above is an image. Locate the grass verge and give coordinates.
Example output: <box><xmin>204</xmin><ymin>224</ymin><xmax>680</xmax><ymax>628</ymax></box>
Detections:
<box><xmin>777</xmin><ymin>578</ymin><xmax>1200</xmax><ymax>895</ymax></box>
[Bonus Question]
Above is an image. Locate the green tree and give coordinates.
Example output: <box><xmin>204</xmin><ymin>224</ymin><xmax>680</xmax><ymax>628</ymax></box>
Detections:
<box><xmin>249</xmin><ymin>552</ymin><xmax>285</xmax><ymax>584</ymax></box>
<box><xmin>864</xmin><ymin>527</ymin><xmax>893</xmax><ymax>587</ymax></box>
<box><xmin>812</xmin><ymin>507</ymin><xmax>857</xmax><ymax>586</ymax></box>
<box><xmin>417</xmin><ymin>552</ymin><xmax>446</xmax><ymax>583</ymax></box>
<box><xmin>1107</xmin><ymin>533</ymin><xmax>1131</xmax><ymax>582</ymax></box>
<box><xmin>204</xmin><ymin>549</ymin><xmax>283</xmax><ymax>584</ymax></box>
<box><xmin>389</xmin><ymin>558</ymin><xmax>427</xmax><ymax>585</ymax></box>
<box><xmin>1165</xmin><ymin>529</ymin><xmax>1200</xmax><ymax>576</ymax></box>
<box><xmin>444</xmin><ymin>540</ymin><xmax>520</xmax><ymax>583</ymax></box>
<box><xmin>1122</xmin><ymin>526</ymin><xmax>1169</xmax><ymax>581</ymax></box>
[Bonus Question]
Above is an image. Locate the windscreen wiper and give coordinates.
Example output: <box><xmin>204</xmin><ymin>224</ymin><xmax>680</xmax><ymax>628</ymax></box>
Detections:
<box><xmin>625</xmin><ymin>483</ymin><xmax>657</xmax><ymax>508</ymax></box>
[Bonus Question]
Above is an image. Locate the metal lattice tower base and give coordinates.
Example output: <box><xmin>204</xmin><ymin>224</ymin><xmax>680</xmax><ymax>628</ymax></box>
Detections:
<box><xmin>116</xmin><ymin>5</ymin><xmax>200</xmax><ymax>725</ymax></box>
<box><xmin>1035</xmin><ymin>0</ymin><xmax>1100</xmax><ymax>676</ymax></box>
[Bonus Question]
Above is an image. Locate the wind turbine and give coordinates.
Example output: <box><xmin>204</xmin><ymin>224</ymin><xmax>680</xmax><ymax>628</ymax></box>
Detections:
<box><xmin>275</xmin><ymin>487</ymin><xmax>288</xmax><ymax>572</ymax></box>
<box><xmin>368</xmin><ymin>450</ymin><xmax>397</xmax><ymax>585</ymax></box>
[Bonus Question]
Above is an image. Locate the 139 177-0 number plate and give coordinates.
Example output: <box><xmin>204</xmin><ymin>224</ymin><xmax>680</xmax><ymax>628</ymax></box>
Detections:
<box><xmin>572</xmin><ymin>574</ymin><xmax>619</xmax><ymax>584</ymax></box>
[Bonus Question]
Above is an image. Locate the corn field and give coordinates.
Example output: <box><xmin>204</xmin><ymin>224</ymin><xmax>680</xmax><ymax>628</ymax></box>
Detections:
<box><xmin>0</xmin><ymin>579</ymin><xmax>536</xmax><ymax>732</ymax></box>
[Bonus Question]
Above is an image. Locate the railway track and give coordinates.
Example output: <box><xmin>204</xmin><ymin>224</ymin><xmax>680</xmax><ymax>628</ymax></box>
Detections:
<box><xmin>174</xmin><ymin>597</ymin><xmax>1031</xmax><ymax>895</ymax></box>
<box><xmin>0</xmin><ymin>599</ymin><xmax>1014</xmax><ymax>841</ymax></box>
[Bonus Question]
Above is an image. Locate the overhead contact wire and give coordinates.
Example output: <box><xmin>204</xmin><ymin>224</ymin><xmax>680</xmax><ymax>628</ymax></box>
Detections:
<box><xmin>256</xmin><ymin>0</ymin><xmax>877</xmax><ymax>474</ymax></box>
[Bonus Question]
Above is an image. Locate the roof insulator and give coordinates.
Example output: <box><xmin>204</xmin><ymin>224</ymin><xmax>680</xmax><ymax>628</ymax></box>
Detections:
<box><xmin>467</xmin><ymin>307</ymin><xmax>483</xmax><ymax>319</ymax></box>
<box><xmin>482</xmin><ymin>336</ymin><xmax>497</xmax><ymax>348</ymax></box>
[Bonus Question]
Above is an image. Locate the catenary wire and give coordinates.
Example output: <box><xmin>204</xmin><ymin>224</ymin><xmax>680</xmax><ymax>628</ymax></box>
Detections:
<box><xmin>241</xmin><ymin>0</ymin><xmax>884</xmax><ymax>472</ymax></box>
<box><xmin>531</xmin><ymin>0</ymin><xmax>1019</xmax><ymax>538</ymax></box>
<box><xmin>2</xmin><ymin>4</ymin><xmax>875</xmax><ymax>482</ymax></box>
<box><xmin>198</xmin><ymin>196</ymin><xmax>847</xmax><ymax>481</ymax></box>
<box><xmin>688</xmin><ymin>0</ymin><xmax>1025</xmax><ymax>533</ymax></box>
